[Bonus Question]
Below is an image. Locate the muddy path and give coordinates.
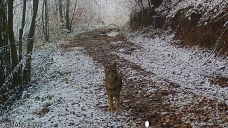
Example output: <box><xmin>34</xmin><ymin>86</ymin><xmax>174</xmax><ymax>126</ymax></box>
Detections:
<box><xmin>61</xmin><ymin>28</ymin><xmax>228</xmax><ymax>127</ymax></box>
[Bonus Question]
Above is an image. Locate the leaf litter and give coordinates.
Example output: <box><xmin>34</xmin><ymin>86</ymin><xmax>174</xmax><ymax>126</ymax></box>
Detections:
<box><xmin>1</xmin><ymin>28</ymin><xmax>228</xmax><ymax>127</ymax></box>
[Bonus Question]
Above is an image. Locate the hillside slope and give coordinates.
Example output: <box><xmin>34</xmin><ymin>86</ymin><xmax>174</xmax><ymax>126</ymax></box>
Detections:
<box><xmin>129</xmin><ymin>0</ymin><xmax>228</xmax><ymax>55</ymax></box>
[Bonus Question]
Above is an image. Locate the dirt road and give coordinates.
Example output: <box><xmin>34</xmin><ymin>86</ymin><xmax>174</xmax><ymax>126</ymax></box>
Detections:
<box><xmin>62</xmin><ymin>28</ymin><xmax>228</xmax><ymax>127</ymax></box>
<box><xmin>1</xmin><ymin>28</ymin><xmax>228</xmax><ymax>127</ymax></box>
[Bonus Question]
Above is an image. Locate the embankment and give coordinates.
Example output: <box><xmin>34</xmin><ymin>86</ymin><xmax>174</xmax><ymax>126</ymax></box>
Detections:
<box><xmin>129</xmin><ymin>2</ymin><xmax>228</xmax><ymax>56</ymax></box>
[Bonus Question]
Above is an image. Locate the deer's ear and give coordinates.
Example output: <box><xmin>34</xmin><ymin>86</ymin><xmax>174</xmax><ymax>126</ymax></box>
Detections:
<box><xmin>113</xmin><ymin>62</ymin><xmax>117</xmax><ymax>68</ymax></box>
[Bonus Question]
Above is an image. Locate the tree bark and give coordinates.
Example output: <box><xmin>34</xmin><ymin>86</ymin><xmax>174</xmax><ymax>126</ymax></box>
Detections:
<box><xmin>24</xmin><ymin>0</ymin><xmax>39</xmax><ymax>84</ymax></box>
<box><xmin>0</xmin><ymin>0</ymin><xmax>10</xmax><ymax>86</ymax></box>
<box><xmin>70</xmin><ymin>0</ymin><xmax>77</xmax><ymax>27</ymax></box>
<box><xmin>42</xmin><ymin>0</ymin><xmax>49</xmax><ymax>41</ymax></box>
<box><xmin>58</xmin><ymin>0</ymin><xmax>63</xmax><ymax>22</ymax></box>
<box><xmin>2</xmin><ymin>1</ymin><xmax>10</xmax><ymax>79</ymax></box>
<box><xmin>18</xmin><ymin>0</ymin><xmax>27</xmax><ymax>86</ymax></box>
<box><xmin>0</xmin><ymin>1</ymin><xmax>4</xmax><ymax>87</ymax></box>
<box><xmin>19</xmin><ymin>0</ymin><xmax>26</xmax><ymax>62</ymax></box>
<box><xmin>0</xmin><ymin>1</ymin><xmax>3</xmax><ymax>48</ymax></box>
<box><xmin>0</xmin><ymin>64</ymin><xmax>3</xmax><ymax>87</ymax></box>
<box><xmin>65</xmin><ymin>0</ymin><xmax>71</xmax><ymax>32</ymax></box>
<box><xmin>8</xmin><ymin>0</ymin><xmax>19</xmax><ymax>87</ymax></box>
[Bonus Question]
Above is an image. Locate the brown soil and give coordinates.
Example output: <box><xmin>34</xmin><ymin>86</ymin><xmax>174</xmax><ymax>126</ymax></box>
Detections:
<box><xmin>212</xmin><ymin>75</ymin><xmax>228</xmax><ymax>88</ymax></box>
<box><xmin>129</xmin><ymin>6</ymin><xmax>228</xmax><ymax>56</ymax></box>
<box><xmin>172</xmin><ymin>8</ymin><xmax>228</xmax><ymax>56</ymax></box>
<box><xmin>61</xmin><ymin>28</ymin><xmax>228</xmax><ymax>127</ymax></box>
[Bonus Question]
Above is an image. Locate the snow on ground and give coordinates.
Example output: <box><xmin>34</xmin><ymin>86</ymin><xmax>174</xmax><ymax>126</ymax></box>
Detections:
<box><xmin>116</xmin><ymin>31</ymin><xmax>228</xmax><ymax>104</ymax></box>
<box><xmin>1</xmin><ymin>28</ymin><xmax>228</xmax><ymax>127</ymax></box>
<box><xmin>1</xmin><ymin>0</ymin><xmax>227</xmax><ymax>127</ymax></box>
<box><xmin>0</xmin><ymin>42</ymin><xmax>133</xmax><ymax>127</ymax></box>
<box><xmin>157</xmin><ymin>0</ymin><xmax>227</xmax><ymax>26</ymax></box>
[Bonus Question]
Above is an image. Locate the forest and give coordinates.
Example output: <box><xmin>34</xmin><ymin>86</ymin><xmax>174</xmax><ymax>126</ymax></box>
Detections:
<box><xmin>0</xmin><ymin>0</ymin><xmax>228</xmax><ymax>127</ymax></box>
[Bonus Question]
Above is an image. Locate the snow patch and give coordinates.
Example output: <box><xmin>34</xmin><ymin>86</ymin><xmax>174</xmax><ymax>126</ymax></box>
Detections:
<box><xmin>0</xmin><ymin>45</ymin><xmax>132</xmax><ymax>127</ymax></box>
<box><xmin>107</xmin><ymin>31</ymin><xmax>119</xmax><ymax>37</ymax></box>
<box><xmin>117</xmin><ymin>32</ymin><xmax>228</xmax><ymax>104</ymax></box>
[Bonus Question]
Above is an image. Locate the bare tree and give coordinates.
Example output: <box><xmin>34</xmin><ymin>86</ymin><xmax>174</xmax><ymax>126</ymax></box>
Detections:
<box><xmin>8</xmin><ymin>0</ymin><xmax>19</xmax><ymax>87</ymax></box>
<box><xmin>70</xmin><ymin>0</ymin><xmax>77</xmax><ymax>28</ymax></box>
<box><xmin>18</xmin><ymin>0</ymin><xmax>27</xmax><ymax>85</ymax></box>
<box><xmin>0</xmin><ymin>0</ymin><xmax>10</xmax><ymax>88</ymax></box>
<box><xmin>2</xmin><ymin>2</ymin><xmax>10</xmax><ymax>79</ymax></box>
<box><xmin>19</xmin><ymin>0</ymin><xmax>26</xmax><ymax>62</ymax></box>
<box><xmin>58</xmin><ymin>0</ymin><xmax>63</xmax><ymax>22</ymax></box>
<box><xmin>42</xmin><ymin>0</ymin><xmax>49</xmax><ymax>41</ymax></box>
<box><xmin>65</xmin><ymin>0</ymin><xmax>71</xmax><ymax>32</ymax></box>
<box><xmin>23</xmin><ymin>0</ymin><xmax>39</xmax><ymax>84</ymax></box>
<box><xmin>0</xmin><ymin>1</ymin><xmax>5</xmax><ymax>87</ymax></box>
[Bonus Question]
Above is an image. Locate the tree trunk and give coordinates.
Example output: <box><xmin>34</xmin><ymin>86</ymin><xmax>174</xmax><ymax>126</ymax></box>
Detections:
<box><xmin>65</xmin><ymin>0</ymin><xmax>71</xmax><ymax>32</ymax></box>
<box><xmin>0</xmin><ymin>63</ymin><xmax>4</xmax><ymax>103</ymax></box>
<box><xmin>0</xmin><ymin>1</ymin><xmax>4</xmax><ymax>87</ymax></box>
<box><xmin>0</xmin><ymin>1</ymin><xmax>3</xmax><ymax>48</ymax></box>
<box><xmin>0</xmin><ymin>64</ymin><xmax>3</xmax><ymax>87</ymax></box>
<box><xmin>0</xmin><ymin>0</ymin><xmax>11</xmax><ymax>84</ymax></box>
<box><xmin>18</xmin><ymin>0</ymin><xmax>27</xmax><ymax>86</ymax></box>
<box><xmin>8</xmin><ymin>0</ymin><xmax>19</xmax><ymax>88</ymax></box>
<box><xmin>2</xmin><ymin>1</ymin><xmax>10</xmax><ymax>79</ymax></box>
<box><xmin>23</xmin><ymin>0</ymin><xmax>39</xmax><ymax>84</ymax></box>
<box><xmin>58</xmin><ymin>0</ymin><xmax>63</xmax><ymax>22</ymax></box>
<box><xmin>19</xmin><ymin>0</ymin><xmax>26</xmax><ymax>62</ymax></box>
<box><xmin>42</xmin><ymin>0</ymin><xmax>49</xmax><ymax>41</ymax></box>
<box><xmin>70</xmin><ymin>0</ymin><xmax>77</xmax><ymax>27</ymax></box>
